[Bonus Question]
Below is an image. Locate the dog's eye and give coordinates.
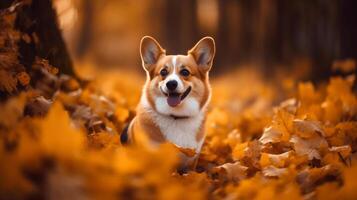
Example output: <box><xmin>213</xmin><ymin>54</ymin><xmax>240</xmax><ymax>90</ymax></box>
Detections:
<box><xmin>180</xmin><ymin>69</ymin><xmax>190</xmax><ymax>77</ymax></box>
<box><xmin>160</xmin><ymin>69</ymin><xmax>168</xmax><ymax>77</ymax></box>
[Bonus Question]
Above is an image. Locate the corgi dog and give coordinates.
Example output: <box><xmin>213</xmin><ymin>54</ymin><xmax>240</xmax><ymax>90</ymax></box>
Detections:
<box><xmin>121</xmin><ymin>36</ymin><xmax>215</xmax><ymax>162</ymax></box>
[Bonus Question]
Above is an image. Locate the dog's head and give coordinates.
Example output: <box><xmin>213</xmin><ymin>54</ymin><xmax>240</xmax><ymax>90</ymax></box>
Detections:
<box><xmin>140</xmin><ymin>36</ymin><xmax>215</xmax><ymax>118</ymax></box>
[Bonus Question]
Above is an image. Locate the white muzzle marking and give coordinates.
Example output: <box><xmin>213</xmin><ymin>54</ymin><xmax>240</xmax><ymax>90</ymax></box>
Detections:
<box><xmin>160</xmin><ymin>56</ymin><xmax>184</xmax><ymax>94</ymax></box>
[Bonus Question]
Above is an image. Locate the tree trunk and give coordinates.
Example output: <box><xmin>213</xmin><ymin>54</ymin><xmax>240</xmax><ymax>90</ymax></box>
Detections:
<box><xmin>12</xmin><ymin>0</ymin><xmax>73</xmax><ymax>75</ymax></box>
<box><xmin>0</xmin><ymin>0</ymin><xmax>74</xmax><ymax>100</ymax></box>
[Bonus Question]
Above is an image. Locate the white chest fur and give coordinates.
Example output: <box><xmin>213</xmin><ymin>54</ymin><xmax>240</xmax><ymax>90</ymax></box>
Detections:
<box><xmin>141</xmin><ymin>94</ymin><xmax>206</xmax><ymax>152</ymax></box>
<box><xmin>152</xmin><ymin>111</ymin><xmax>205</xmax><ymax>152</ymax></box>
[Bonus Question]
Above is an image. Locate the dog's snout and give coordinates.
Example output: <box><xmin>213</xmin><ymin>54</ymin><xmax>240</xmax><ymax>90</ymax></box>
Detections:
<box><xmin>166</xmin><ymin>80</ymin><xmax>178</xmax><ymax>91</ymax></box>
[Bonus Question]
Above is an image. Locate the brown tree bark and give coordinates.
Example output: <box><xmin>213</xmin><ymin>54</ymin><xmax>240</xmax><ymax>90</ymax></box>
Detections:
<box><xmin>3</xmin><ymin>0</ymin><xmax>74</xmax><ymax>75</ymax></box>
<box><xmin>0</xmin><ymin>0</ymin><xmax>74</xmax><ymax>100</ymax></box>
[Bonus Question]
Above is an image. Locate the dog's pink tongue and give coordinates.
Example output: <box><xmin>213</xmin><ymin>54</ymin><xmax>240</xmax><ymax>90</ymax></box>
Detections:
<box><xmin>167</xmin><ymin>94</ymin><xmax>181</xmax><ymax>107</ymax></box>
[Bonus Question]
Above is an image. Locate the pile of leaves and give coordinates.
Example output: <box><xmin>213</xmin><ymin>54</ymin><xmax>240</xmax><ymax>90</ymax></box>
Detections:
<box><xmin>0</xmin><ymin>4</ymin><xmax>29</xmax><ymax>95</ymax></box>
<box><xmin>201</xmin><ymin>71</ymin><xmax>357</xmax><ymax>199</ymax></box>
<box><xmin>1</xmin><ymin>5</ymin><xmax>357</xmax><ymax>200</ymax></box>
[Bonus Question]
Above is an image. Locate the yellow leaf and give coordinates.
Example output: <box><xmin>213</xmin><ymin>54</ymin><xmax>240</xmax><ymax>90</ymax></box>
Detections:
<box><xmin>38</xmin><ymin>102</ymin><xmax>85</xmax><ymax>158</ymax></box>
<box><xmin>232</xmin><ymin>142</ymin><xmax>248</xmax><ymax>160</ymax></box>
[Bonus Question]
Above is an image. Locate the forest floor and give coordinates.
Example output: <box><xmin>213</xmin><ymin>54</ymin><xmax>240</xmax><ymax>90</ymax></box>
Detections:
<box><xmin>1</xmin><ymin>61</ymin><xmax>357</xmax><ymax>199</ymax></box>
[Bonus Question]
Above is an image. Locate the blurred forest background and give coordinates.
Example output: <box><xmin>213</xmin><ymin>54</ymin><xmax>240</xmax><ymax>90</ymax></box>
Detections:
<box><xmin>54</xmin><ymin>0</ymin><xmax>357</xmax><ymax>80</ymax></box>
<box><xmin>2</xmin><ymin>0</ymin><xmax>357</xmax><ymax>79</ymax></box>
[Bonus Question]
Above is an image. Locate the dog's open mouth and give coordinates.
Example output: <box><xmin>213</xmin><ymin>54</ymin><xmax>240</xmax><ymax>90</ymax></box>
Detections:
<box><xmin>161</xmin><ymin>86</ymin><xmax>191</xmax><ymax>107</ymax></box>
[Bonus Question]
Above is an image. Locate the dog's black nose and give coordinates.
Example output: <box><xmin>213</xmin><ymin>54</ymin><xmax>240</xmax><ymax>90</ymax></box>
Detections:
<box><xmin>166</xmin><ymin>80</ymin><xmax>178</xmax><ymax>91</ymax></box>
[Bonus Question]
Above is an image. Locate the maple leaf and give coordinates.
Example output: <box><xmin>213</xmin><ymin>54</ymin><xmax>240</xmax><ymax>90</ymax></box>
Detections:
<box><xmin>260</xmin><ymin>151</ymin><xmax>294</xmax><ymax>168</ymax></box>
<box><xmin>259</xmin><ymin>126</ymin><xmax>282</xmax><ymax>144</ymax></box>
<box><xmin>290</xmin><ymin>135</ymin><xmax>328</xmax><ymax>160</ymax></box>
<box><xmin>218</xmin><ymin>161</ymin><xmax>248</xmax><ymax>181</ymax></box>
<box><xmin>262</xmin><ymin>166</ymin><xmax>289</xmax><ymax>177</ymax></box>
<box><xmin>293</xmin><ymin>119</ymin><xmax>325</xmax><ymax>138</ymax></box>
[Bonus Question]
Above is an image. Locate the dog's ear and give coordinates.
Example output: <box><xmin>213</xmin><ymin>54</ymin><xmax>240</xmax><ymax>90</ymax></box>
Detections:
<box><xmin>188</xmin><ymin>37</ymin><xmax>215</xmax><ymax>72</ymax></box>
<box><xmin>140</xmin><ymin>36</ymin><xmax>166</xmax><ymax>71</ymax></box>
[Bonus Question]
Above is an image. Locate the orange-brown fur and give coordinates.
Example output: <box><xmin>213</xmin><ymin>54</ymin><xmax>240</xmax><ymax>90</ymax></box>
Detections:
<box><xmin>125</xmin><ymin>36</ymin><xmax>215</xmax><ymax>165</ymax></box>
